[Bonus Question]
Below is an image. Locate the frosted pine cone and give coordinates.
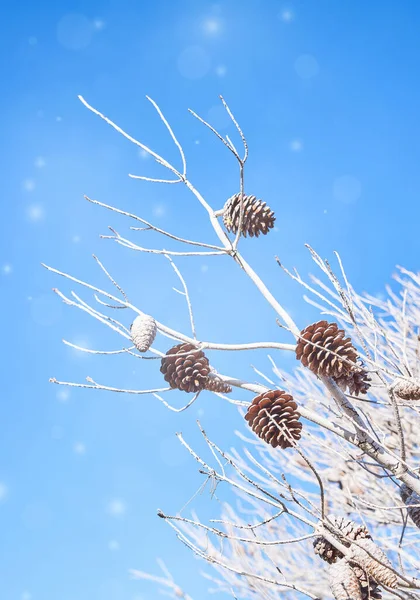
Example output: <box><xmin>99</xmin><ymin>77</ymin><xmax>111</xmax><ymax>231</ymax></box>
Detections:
<box><xmin>328</xmin><ymin>560</ymin><xmax>362</xmax><ymax>600</ymax></box>
<box><xmin>313</xmin><ymin>516</ymin><xmax>371</xmax><ymax>564</ymax></box>
<box><xmin>244</xmin><ymin>390</ymin><xmax>302</xmax><ymax>449</ymax></box>
<box><xmin>349</xmin><ymin>538</ymin><xmax>397</xmax><ymax>589</ymax></box>
<box><xmin>160</xmin><ymin>343</ymin><xmax>210</xmax><ymax>393</ymax></box>
<box><xmin>400</xmin><ymin>484</ymin><xmax>420</xmax><ymax>528</ymax></box>
<box><xmin>130</xmin><ymin>314</ymin><xmax>157</xmax><ymax>352</ymax></box>
<box><xmin>392</xmin><ymin>378</ymin><xmax>420</xmax><ymax>401</ymax></box>
<box><xmin>352</xmin><ymin>566</ymin><xmax>382</xmax><ymax>600</ymax></box>
<box><xmin>204</xmin><ymin>373</ymin><xmax>232</xmax><ymax>394</ymax></box>
<box><xmin>223</xmin><ymin>193</ymin><xmax>275</xmax><ymax>238</ymax></box>
<box><xmin>296</xmin><ymin>320</ymin><xmax>370</xmax><ymax>394</ymax></box>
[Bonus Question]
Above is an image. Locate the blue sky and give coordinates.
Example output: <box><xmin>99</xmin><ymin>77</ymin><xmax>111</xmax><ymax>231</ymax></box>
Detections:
<box><xmin>2</xmin><ymin>1</ymin><xmax>420</xmax><ymax>599</ymax></box>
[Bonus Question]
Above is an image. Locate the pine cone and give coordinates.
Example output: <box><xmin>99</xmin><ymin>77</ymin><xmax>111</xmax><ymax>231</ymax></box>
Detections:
<box><xmin>328</xmin><ymin>560</ymin><xmax>362</xmax><ymax>600</ymax></box>
<box><xmin>223</xmin><ymin>193</ymin><xmax>275</xmax><ymax>238</ymax></box>
<box><xmin>392</xmin><ymin>378</ymin><xmax>420</xmax><ymax>401</ymax></box>
<box><xmin>204</xmin><ymin>373</ymin><xmax>232</xmax><ymax>394</ymax></box>
<box><xmin>352</xmin><ymin>566</ymin><xmax>382</xmax><ymax>600</ymax></box>
<box><xmin>313</xmin><ymin>516</ymin><xmax>371</xmax><ymax>564</ymax></box>
<box><xmin>244</xmin><ymin>390</ymin><xmax>302</xmax><ymax>449</ymax></box>
<box><xmin>349</xmin><ymin>538</ymin><xmax>397</xmax><ymax>589</ymax></box>
<box><xmin>296</xmin><ymin>320</ymin><xmax>370</xmax><ymax>394</ymax></box>
<box><xmin>400</xmin><ymin>485</ymin><xmax>420</xmax><ymax>528</ymax></box>
<box><xmin>160</xmin><ymin>343</ymin><xmax>210</xmax><ymax>393</ymax></box>
<box><xmin>335</xmin><ymin>364</ymin><xmax>371</xmax><ymax>397</ymax></box>
<box><xmin>130</xmin><ymin>314</ymin><xmax>157</xmax><ymax>352</ymax></box>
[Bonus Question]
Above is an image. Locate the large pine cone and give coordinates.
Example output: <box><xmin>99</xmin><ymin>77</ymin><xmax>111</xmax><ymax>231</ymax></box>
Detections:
<box><xmin>392</xmin><ymin>378</ymin><xmax>420</xmax><ymax>401</ymax></box>
<box><xmin>130</xmin><ymin>314</ymin><xmax>157</xmax><ymax>352</ymax></box>
<box><xmin>328</xmin><ymin>560</ymin><xmax>362</xmax><ymax>600</ymax></box>
<box><xmin>313</xmin><ymin>516</ymin><xmax>371</xmax><ymax>564</ymax></box>
<box><xmin>223</xmin><ymin>193</ymin><xmax>275</xmax><ymax>238</ymax></box>
<box><xmin>205</xmin><ymin>373</ymin><xmax>232</xmax><ymax>394</ymax></box>
<box><xmin>244</xmin><ymin>390</ymin><xmax>302</xmax><ymax>449</ymax></box>
<box><xmin>160</xmin><ymin>343</ymin><xmax>210</xmax><ymax>393</ymax></box>
<box><xmin>296</xmin><ymin>320</ymin><xmax>370</xmax><ymax>395</ymax></box>
<box><xmin>400</xmin><ymin>484</ymin><xmax>420</xmax><ymax>528</ymax></box>
<box><xmin>349</xmin><ymin>538</ymin><xmax>397</xmax><ymax>588</ymax></box>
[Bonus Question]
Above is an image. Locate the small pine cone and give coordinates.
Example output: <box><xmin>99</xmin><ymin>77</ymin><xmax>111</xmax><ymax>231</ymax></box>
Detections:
<box><xmin>349</xmin><ymin>538</ymin><xmax>397</xmax><ymax>589</ymax></box>
<box><xmin>392</xmin><ymin>378</ymin><xmax>420</xmax><ymax>401</ymax></box>
<box><xmin>204</xmin><ymin>374</ymin><xmax>232</xmax><ymax>394</ymax></box>
<box><xmin>335</xmin><ymin>364</ymin><xmax>371</xmax><ymax>397</ymax></box>
<box><xmin>160</xmin><ymin>343</ymin><xmax>210</xmax><ymax>393</ymax></box>
<box><xmin>244</xmin><ymin>390</ymin><xmax>302</xmax><ymax>449</ymax></box>
<box><xmin>130</xmin><ymin>314</ymin><xmax>157</xmax><ymax>352</ymax></box>
<box><xmin>223</xmin><ymin>193</ymin><xmax>275</xmax><ymax>238</ymax></box>
<box><xmin>352</xmin><ymin>566</ymin><xmax>382</xmax><ymax>600</ymax></box>
<box><xmin>313</xmin><ymin>516</ymin><xmax>370</xmax><ymax>564</ymax></box>
<box><xmin>328</xmin><ymin>560</ymin><xmax>362</xmax><ymax>600</ymax></box>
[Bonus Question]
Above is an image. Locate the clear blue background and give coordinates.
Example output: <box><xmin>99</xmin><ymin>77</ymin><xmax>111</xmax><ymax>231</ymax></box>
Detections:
<box><xmin>2</xmin><ymin>1</ymin><xmax>420</xmax><ymax>599</ymax></box>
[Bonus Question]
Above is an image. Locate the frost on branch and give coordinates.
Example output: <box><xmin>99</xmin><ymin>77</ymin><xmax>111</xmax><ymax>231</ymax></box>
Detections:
<box><xmin>44</xmin><ymin>94</ymin><xmax>420</xmax><ymax>600</ymax></box>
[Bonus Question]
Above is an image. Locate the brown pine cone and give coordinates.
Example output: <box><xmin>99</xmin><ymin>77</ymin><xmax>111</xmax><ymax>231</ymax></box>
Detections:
<box><xmin>328</xmin><ymin>560</ymin><xmax>362</xmax><ymax>600</ymax></box>
<box><xmin>244</xmin><ymin>390</ymin><xmax>302</xmax><ymax>449</ymax></box>
<box><xmin>352</xmin><ymin>565</ymin><xmax>382</xmax><ymax>600</ymax></box>
<box><xmin>160</xmin><ymin>343</ymin><xmax>210</xmax><ymax>393</ymax></box>
<box><xmin>392</xmin><ymin>378</ymin><xmax>420</xmax><ymax>401</ymax></box>
<box><xmin>335</xmin><ymin>363</ymin><xmax>371</xmax><ymax>397</ymax></box>
<box><xmin>313</xmin><ymin>516</ymin><xmax>371</xmax><ymax>564</ymax></box>
<box><xmin>223</xmin><ymin>193</ymin><xmax>275</xmax><ymax>238</ymax></box>
<box><xmin>204</xmin><ymin>373</ymin><xmax>232</xmax><ymax>394</ymax></box>
<box><xmin>349</xmin><ymin>538</ymin><xmax>397</xmax><ymax>589</ymax></box>
<box><xmin>296</xmin><ymin>320</ymin><xmax>370</xmax><ymax>394</ymax></box>
<box><xmin>130</xmin><ymin>314</ymin><xmax>157</xmax><ymax>352</ymax></box>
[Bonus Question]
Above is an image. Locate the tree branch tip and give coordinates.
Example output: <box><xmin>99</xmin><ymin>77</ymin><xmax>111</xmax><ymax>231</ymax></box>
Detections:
<box><xmin>157</xmin><ymin>509</ymin><xmax>166</xmax><ymax>518</ymax></box>
<box><xmin>49</xmin><ymin>377</ymin><xmax>58</xmax><ymax>384</ymax></box>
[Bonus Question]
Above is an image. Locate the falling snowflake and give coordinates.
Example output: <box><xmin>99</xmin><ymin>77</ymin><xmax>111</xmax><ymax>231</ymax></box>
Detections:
<box><xmin>57</xmin><ymin>389</ymin><xmax>70</xmax><ymax>403</ymax></box>
<box><xmin>215</xmin><ymin>65</ymin><xmax>227</xmax><ymax>77</ymax></box>
<box><xmin>138</xmin><ymin>148</ymin><xmax>149</xmax><ymax>160</ymax></box>
<box><xmin>107</xmin><ymin>499</ymin><xmax>126</xmax><ymax>516</ymax></box>
<box><xmin>22</xmin><ymin>179</ymin><xmax>36</xmax><ymax>192</ymax></box>
<box><xmin>280</xmin><ymin>9</ymin><xmax>294</xmax><ymax>22</ymax></box>
<box><xmin>93</xmin><ymin>19</ymin><xmax>105</xmax><ymax>30</ymax></box>
<box><xmin>27</xmin><ymin>205</ymin><xmax>45</xmax><ymax>222</ymax></box>
<box><xmin>108</xmin><ymin>540</ymin><xmax>120</xmax><ymax>551</ymax></box>
<box><xmin>0</xmin><ymin>482</ymin><xmax>8</xmax><ymax>502</ymax></box>
<box><xmin>2</xmin><ymin>264</ymin><xmax>12</xmax><ymax>275</ymax></box>
<box><xmin>73</xmin><ymin>442</ymin><xmax>86</xmax><ymax>455</ymax></box>
<box><xmin>153</xmin><ymin>205</ymin><xmax>166</xmax><ymax>217</ymax></box>
<box><xmin>202</xmin><ymin>17</ymin><xmax>223</xmax><ymax>35</ymax></box>
<box><xmin>290</xmin><ymin>139</ymin><xmax>303</xmax><ymax>152</ymax></box>
<box><xmin>34</xmin><ymin>156</ymin><xmax>46</xmax><ymax>168</ymax></box>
